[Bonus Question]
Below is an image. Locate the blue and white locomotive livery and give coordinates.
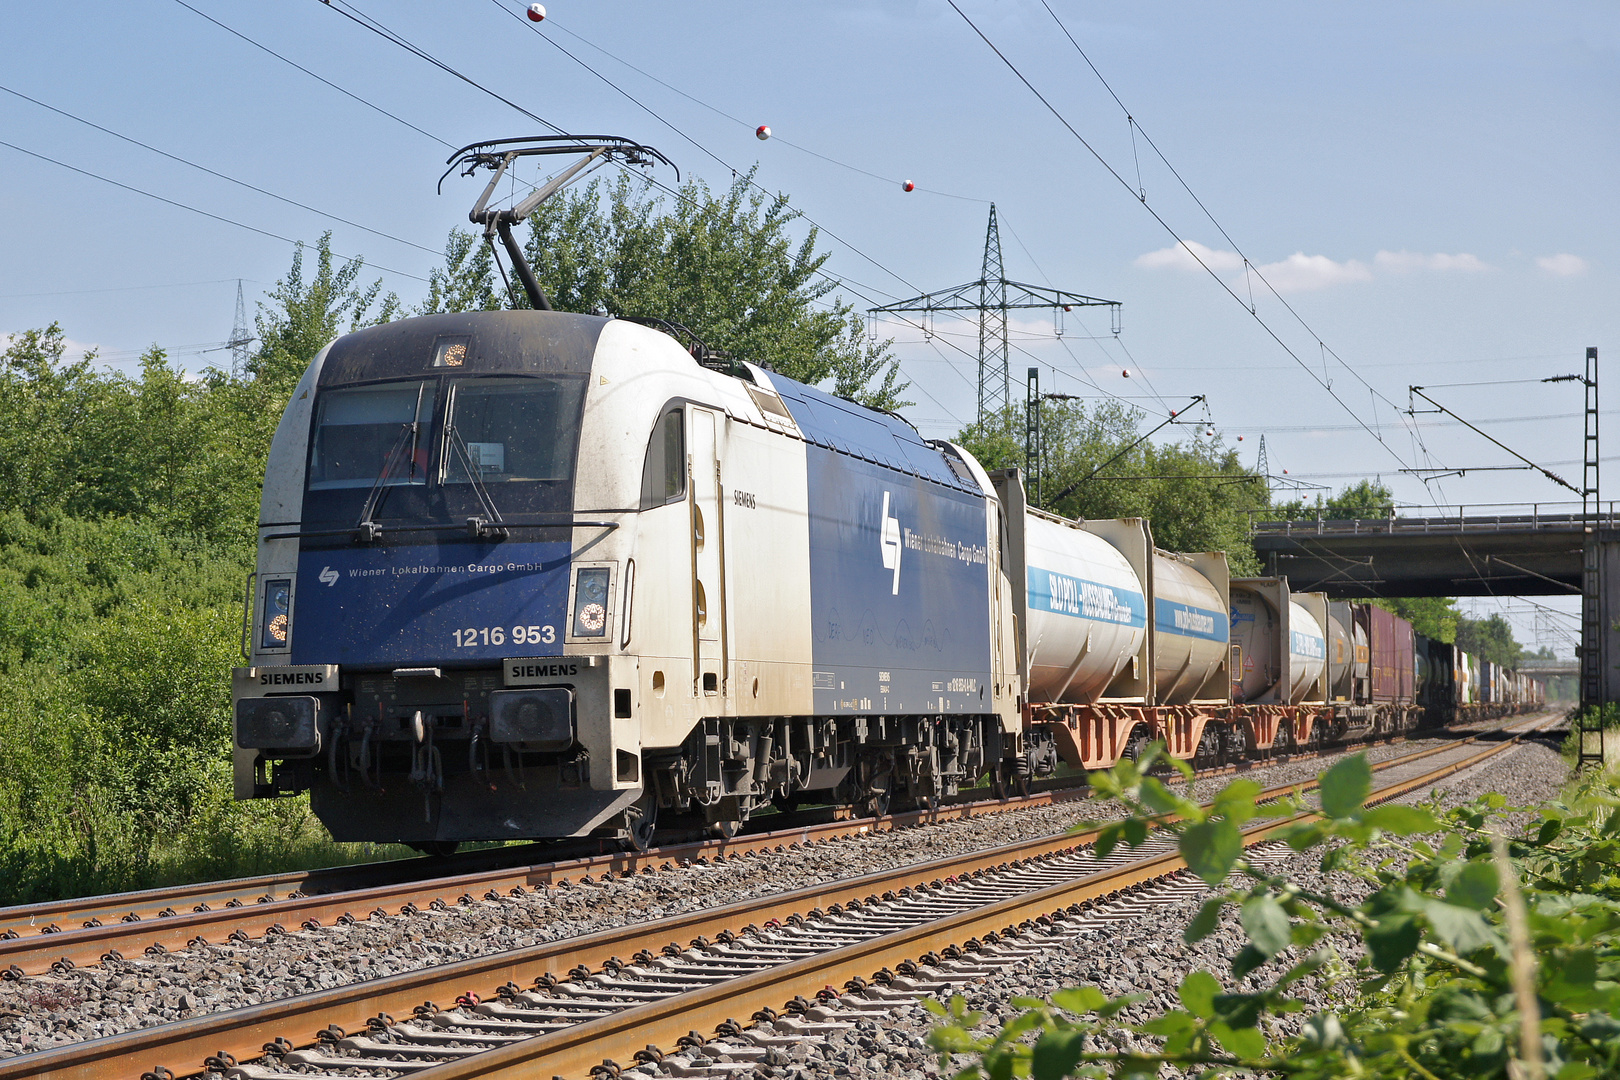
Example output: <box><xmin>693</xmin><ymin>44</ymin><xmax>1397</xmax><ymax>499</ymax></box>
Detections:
<box><xmin>234</xmin><ymin>308</ymin><xmax>1021</xmax><ymax>847</ymax></box>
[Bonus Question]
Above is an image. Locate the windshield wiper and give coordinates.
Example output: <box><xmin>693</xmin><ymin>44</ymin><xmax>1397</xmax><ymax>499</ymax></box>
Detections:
<box><xmin>353</xmin><ymin>384</ymin><xmax>428</xmax><ymax>542</ymax></box>
<box><xmin>353</xmin><ymin>423</ymin><xmax>416</xmax><ymax>542</ymax></box>
<box><xmin>446</xmin><ymin>422</ymin><xmax>510</xmax><ymax>540</ymax></box>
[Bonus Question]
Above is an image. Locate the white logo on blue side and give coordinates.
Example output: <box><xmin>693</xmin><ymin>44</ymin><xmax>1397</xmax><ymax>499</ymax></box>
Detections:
<box><xmin>319</xmin><ymin>566</ymin><xmax>339</xmax><ymax>587</ymax></box>
<box><xmin>879</xmin><ymin>491</ymin><xmax>902</xmax><ymax>595</ymax></box>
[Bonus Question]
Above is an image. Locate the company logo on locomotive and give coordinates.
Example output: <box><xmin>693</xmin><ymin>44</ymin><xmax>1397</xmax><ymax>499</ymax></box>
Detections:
<box><xmin>879</xmin><ymin>490</ymin><xmax>902</xmax><ymax>595</ymax></box>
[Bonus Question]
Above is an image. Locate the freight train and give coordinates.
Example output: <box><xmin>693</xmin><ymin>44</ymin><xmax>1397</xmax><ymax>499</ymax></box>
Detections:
<box><xmin>229</xmin><ymin>306</ymin><xmax>1543</xmax><ymax>850</ymax></box>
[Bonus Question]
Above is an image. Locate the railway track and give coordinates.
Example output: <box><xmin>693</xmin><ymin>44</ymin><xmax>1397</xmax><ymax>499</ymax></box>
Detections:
<box><xmin>0</xmin><ymin>714</ymin><xmax>1542</xmax><ymax>982</ymax></box>
<box><xmin>1</xmin><ymin>710</ymin><xmax>1561</xmax><ymax>1080</ymax></box>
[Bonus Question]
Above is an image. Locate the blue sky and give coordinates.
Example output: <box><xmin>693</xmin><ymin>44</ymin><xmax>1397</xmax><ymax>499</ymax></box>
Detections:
<box><xmin>3</xmin><ymin>1</ymin><xmax>1613</xmax><ymax>653</ymax></box>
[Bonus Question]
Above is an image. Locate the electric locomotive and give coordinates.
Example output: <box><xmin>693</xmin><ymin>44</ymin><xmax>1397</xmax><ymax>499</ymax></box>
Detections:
<box><xmin>232</xmin><ymin>304</ymin><xmax>1023</xmax><ymax>848</ymax></box>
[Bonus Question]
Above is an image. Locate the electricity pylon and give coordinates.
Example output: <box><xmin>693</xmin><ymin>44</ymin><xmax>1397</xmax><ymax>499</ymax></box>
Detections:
<box><xmin>868</xmin><ymin>204</ymin><xmax>1119</xmax><ymax>428</ymax></box>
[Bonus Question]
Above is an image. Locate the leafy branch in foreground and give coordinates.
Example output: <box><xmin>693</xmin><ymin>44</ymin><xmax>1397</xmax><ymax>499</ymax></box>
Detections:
<box><xmin>928</xmin><ymin>744</ymin><xmax>1620</xmax><ymax>1079</ymax></box>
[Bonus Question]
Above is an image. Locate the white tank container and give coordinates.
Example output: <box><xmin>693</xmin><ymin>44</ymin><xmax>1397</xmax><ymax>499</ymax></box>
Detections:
<box><xmin>1327</xmin><ymin>613</ymin><xmax>1354</xmax><ymax>700</ymax></box>
<box><xmin>1286</xmin><ymin>603</ymin><xmax>1326</xmax><ymax>704</ymax></box>
<box><xmin>1152</xmin><ymin>554</ymin><xmax>1228</xmax><ymax>704</ymax></box>
<box><xmin>1229</xmin><ymin>587</ymin><xmax>1328</xmax><ymax>705</ymax></box>
<box><xmin>1023</xmin><ymin>514</ymin><xmax>1147</xmax><ymax>703</ymax></box>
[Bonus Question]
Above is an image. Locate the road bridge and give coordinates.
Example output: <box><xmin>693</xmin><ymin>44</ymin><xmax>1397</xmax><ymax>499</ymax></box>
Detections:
<box><xmin>1250</xmin><ymin>505</ymin><xmax>1620</xmax><ymax>709</ymax></box>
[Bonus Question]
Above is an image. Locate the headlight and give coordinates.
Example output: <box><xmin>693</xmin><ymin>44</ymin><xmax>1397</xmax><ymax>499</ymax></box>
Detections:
<box><xmin>261</xmin><ymin>578</ymin><xmax>292</xmax><ymax>650</ymax></box>
<box><xmin>571</xmin><ymin>568</ymin><xmax>610</xmax><ymax>637</ymax></box>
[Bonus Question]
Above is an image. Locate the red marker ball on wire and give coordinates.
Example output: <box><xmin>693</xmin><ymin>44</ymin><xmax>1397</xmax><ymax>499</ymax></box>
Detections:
<box><xmin>902</xmin><ymin>180</ymin><xmax>914</xmax><ymax>192</ymax></box>
<box><xmin>756</xmin><ymin>125</ymin><xmax>771</xmax><ymax>141</ymax></box>
<box><xmin>527</xmin><ymin>4</ymin><xmax>546</xmax><ymax>21</ymax></box>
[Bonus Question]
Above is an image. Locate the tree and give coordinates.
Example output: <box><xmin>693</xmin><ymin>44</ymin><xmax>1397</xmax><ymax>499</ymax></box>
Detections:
<box><xmin>1374</xmin><ymin>596</ymin><xmax>1460</xmax><ymax>643</ymax></box>
<box><xmin>956</xmin><ymin>398</ymin><xmax>1268</xmax><ymax>574</ymax></box>
<box><xmin>250</xmin><ymin>231</ymin><xmax>399</xmax><ymax>398</ymax></box>
<box><xmin>422</xmin><ymin>172</ymin><xmax>911</xmax><ymax>411</ymax></box>
<box><xmin>1271</xmin><ymin>478</ymin><xmax>1396</xmax><ymax>521</ymax></box>
<box><xmin>1457</xmin><ymin>612</ymin><xmax>1526</xmax><ymax>668</ymax></box>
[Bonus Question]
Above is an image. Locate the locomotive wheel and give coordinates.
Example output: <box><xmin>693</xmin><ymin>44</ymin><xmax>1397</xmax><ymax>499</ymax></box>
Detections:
<box><xmin>407</xmin><ymin>841</ymin><xmax>459</xmax><ymax>858</ymax></box>
<box><xmin>623</xmin><ymin>799</ymin><xmax>658</xmax><ymax>853</ymax></box>
<box><xmin>1013</xmin><ymin>772</ymin><xmax>1031</xmax><ymax>799</ymax></box>
<box><xmin>770</xmin><ymin>791</ymin><xmax>801</xmax><ymax>815</ymax></box>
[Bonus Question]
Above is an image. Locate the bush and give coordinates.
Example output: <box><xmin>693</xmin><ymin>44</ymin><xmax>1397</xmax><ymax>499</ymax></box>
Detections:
<box><xmin>929</xmin><ymin>746</ymin><xmax>1618</xmax><ymax>1079</ymax></box>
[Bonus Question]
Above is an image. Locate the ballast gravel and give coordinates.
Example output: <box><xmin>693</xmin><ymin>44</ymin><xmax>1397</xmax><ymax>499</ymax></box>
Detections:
<box><xmin>0</xmin><ymin>716</ymin><xmax>1563</xmax><ymax>1061</ymax></box>
<box><xmin>642</xmin><ymin>734</ymin><xmax>1573</xmax><ymax>1080</ymax></box>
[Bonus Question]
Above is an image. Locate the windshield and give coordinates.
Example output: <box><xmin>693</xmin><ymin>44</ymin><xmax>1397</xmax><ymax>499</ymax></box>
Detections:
<box><xmin>307</xmin><ymin>381</ymin><xmax>435</xmax><ymax>490</ymax></box>
<box><xmin>442</xmin><ymin>377</ymin><xmax>586</xmax><ymax>485</ymax></box>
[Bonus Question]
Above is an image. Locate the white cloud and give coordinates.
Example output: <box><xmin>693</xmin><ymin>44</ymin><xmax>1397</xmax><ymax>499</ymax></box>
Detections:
<box><xmin>1134</xmin><ymin>239</ymin><xmax>1243</xmax><ymax>272</ymax></box>
<box><xmin>1536</xmin><ymin>253</ymin><xmax>1588</xmax><ymax>277</ymax></box>
<box><xmin>1373</xmin><ymin>250</ymin><xmax>1492</xmax><ymax>273</ymax></box>
<box><xmin>1253</xmin><ymin>252</ymin><xmax>1373</xmax><ymax>293</ymax></box>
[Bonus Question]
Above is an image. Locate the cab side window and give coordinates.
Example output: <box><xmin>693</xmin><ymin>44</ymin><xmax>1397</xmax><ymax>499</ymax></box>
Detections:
<box><xmin>640</xmin><ymin>407</ymin><xmax>686</xmax><ymax>508</ymax></box>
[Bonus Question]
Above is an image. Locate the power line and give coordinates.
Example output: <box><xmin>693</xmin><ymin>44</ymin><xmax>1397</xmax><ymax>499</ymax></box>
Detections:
<box><xmin>518</xmin><ymin>4</ymin><xmax>989</xmax><ymax>203</ymax></box>
<box><xmin>171</xmin><ymin>0</ymin><xmax>453</xmax><ymax>149</ymax></box>
<box><xmin>944</xmin><ymin>0</ymin><xmax>1418</xmax><ymax>476</ymax></box>
<box><xmin>0</xmin><ymin>82</ymin><xmax>440</xmax><ymax>256</ymax></box>
<box><xmin>0</xmin><ymin>278</ymin><xmax>254</xmax><ymax>300</ymax></box>
<box><xmin>0</xmin><ymin>138</ymin><xmax>428</xmax><ymax>283</ymax></box>
<box><xmin>1035</xmin><ymin>0</ymin><xmax>1426</xmax><ymax>437</ymax></box>
<box><xmin>470</xmin><ymin>0</ymin><xmax>925</xmax><ymax>297</ymax></box>
<box><xmin>312</xmin><ymin>0</ymin><xmax>927</xmax><ymax>316</ymax></box>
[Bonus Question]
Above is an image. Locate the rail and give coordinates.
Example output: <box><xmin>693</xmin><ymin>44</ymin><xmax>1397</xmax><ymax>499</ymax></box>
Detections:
<box><xmin>0</xmin><ymin>712</ymin><xmax>1559</xmax><ymax>1080</ymax></box>
<box><xmin>0</xmin><ymin>717</ymin><xmax>1477</xmax><ymax>975</ymax></box>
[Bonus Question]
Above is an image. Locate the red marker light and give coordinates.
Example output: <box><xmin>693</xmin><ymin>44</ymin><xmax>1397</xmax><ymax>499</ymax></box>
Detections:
<box><xmin>527</xmin><ymin>4</ymin><xmax>546</xmax><ymax>20</ymax></box>
<box><xmin>755</xmin><ymin>125</ymin><xmax>771</xmax><ymax>141</ymax></box>
<box><xmin>902</xmin><ymin>180</ymin><xmax>915</xmax><ymax>192</ymax></box>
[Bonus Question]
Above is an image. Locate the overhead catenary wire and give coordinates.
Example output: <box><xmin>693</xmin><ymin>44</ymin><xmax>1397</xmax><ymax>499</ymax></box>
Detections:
<box><xmin>0</xmin><ymin>138</ymin><xmax>429</xmax><ymax>284</ymax></box>
<box><xmin>501</xmin><ymin>1</ymin><xmax>988</xmax><ymax>204</ymax></box>
<box><xmin>0</xmin><ymin>83</ymin><xmax>441</xmax><ymax>257</ymax></box>
<box><xmin>944</xmin><ymin>0</ymin><xmax>1420</xmax><ymax>477</ymax></box>
<box><xmin>477</xmin><ymin>0</ymin><xmax>926</xmax><ymax>296</ymax></box>
<box><xmin>171</xmin><ymin>0</ymin><xmax>453</xmax><ymax>149</ymax></box>
<box><xmin>320</xmin><ymin>0</ymin><xmax>925</xmax><ymax>300</ymax></box>
<box><xmin>1035</xmin><ymin>0</ymin><xmax>1429</xmax><ymax>437</ymax></box>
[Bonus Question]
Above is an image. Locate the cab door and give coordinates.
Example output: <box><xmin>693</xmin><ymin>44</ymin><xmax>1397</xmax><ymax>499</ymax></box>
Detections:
<box><xmin>689</xmin><ymin>406</ymin><xmax>727</xmax><ymax>701</ymax></box>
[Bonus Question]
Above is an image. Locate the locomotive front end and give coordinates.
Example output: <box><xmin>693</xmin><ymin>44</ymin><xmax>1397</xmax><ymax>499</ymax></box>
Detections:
<box><xmin>233</xmin><ymin>311</ymin><xmax>644</xmax><ymax>845</ymax></box>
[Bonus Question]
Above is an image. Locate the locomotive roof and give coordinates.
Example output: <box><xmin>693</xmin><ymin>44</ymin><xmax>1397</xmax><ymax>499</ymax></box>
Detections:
<box><xmin>765</xmin><ymin>372</ymin><xmax>980</xmax><ymax>495</ymax></box>
<box><xmin>318</xmin><ymin>310</ymin><xmax>608</xmax><ymax>386</ymax></box>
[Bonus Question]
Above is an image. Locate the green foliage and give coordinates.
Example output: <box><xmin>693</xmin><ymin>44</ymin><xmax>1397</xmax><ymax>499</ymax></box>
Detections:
<box><xmin>1372</xmin><ymin>596</ymin><xmax>1461</xmax><ymax>643</ymax></box>
<box><xmin>1270</xmin><ymin>478</ymin><xmax>1397</xmax><ymax>521</ymax></box>
<box><xmin>0</xmin><ymin>512</ymin><xmax>397</xmax><ymax>902</ymax></box>
<box><xmin>422</xmin><ymin>172</ymin><xmax>910</xmax><ymax>410</ymax></box>
<box><xmin>250</xmin><ymin>231</ymin><xmax>398</xmax><ymax>399</ymax></box>
<box><xmin>0</xmin><ymin>235</ymin><xmax>420</xmax><ymax>900</ymax></box>
<box><xmin>1457</xmin><ymin>612</ymin><xmax>1527</xmax><ymax>669</ymax></box>
<box><xmin>931</xmin><ymin>746</ymin><xmax>1620</xmax><ymax>1080</ymax></box>
<box><xmin>955</xmin><ymin>400</ymin><xmax>1267</xmax><ymax>574</ymax></box>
